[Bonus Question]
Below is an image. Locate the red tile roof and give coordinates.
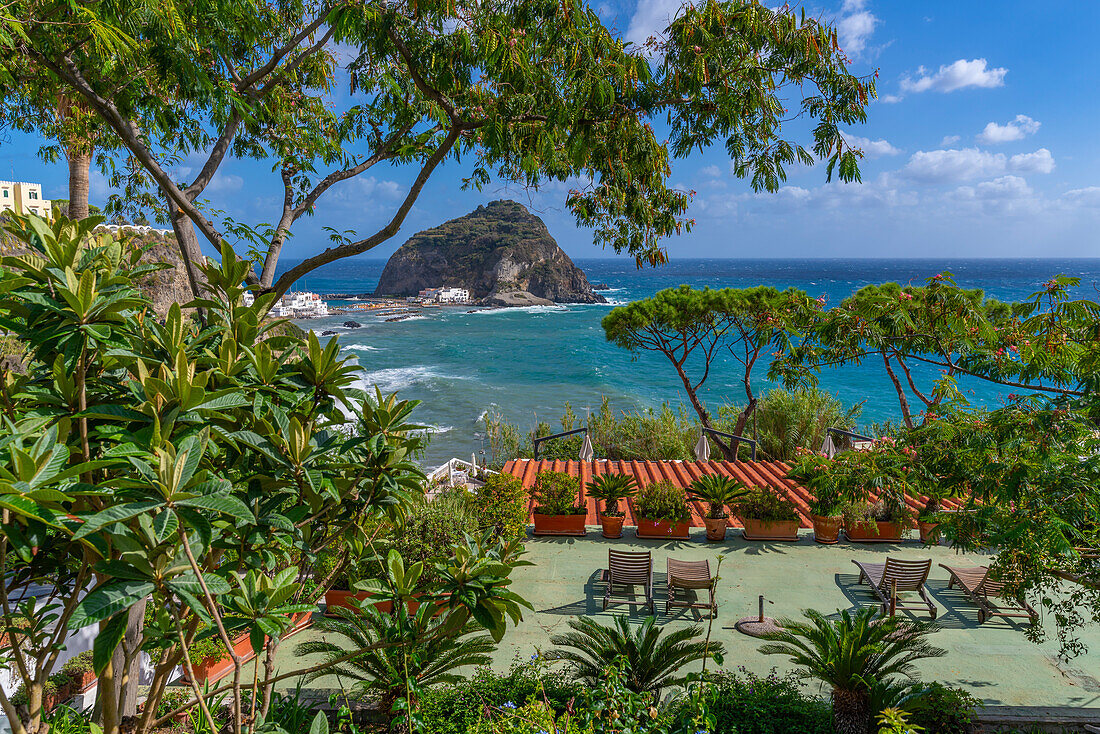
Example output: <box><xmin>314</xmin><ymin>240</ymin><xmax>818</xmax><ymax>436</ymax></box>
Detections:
<box><xmin>501</xmin><ymin>459</ymin><xmax>961</xmax><ymax>529</ymax></box>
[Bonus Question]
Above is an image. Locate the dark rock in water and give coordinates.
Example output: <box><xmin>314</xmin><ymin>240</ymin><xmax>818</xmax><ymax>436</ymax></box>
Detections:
<box><xmin>592</xmin><ymin>283</ymin><xmax>611</xmax><ymax>290</ymax></box>
<box><xmin>373</xmin><ymin>200</ymin><xmax>606</xmax><ymax>305</ymax></box>
<box><xmin>343</xmin><ymin>320</ymin><xmax>362</xmax><ymax>328</ymax></box>
<box><xmin>321</xmin><ymin>330</ymin><xmax>337</xmax><ymax>336</ymax></box>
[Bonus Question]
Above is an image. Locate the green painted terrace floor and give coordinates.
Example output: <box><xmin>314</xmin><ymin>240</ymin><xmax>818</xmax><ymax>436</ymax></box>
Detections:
<box><xmin>269</xmin><ymin>530</ymin><xmax>1100</xmax><ymax>711</ymax></box>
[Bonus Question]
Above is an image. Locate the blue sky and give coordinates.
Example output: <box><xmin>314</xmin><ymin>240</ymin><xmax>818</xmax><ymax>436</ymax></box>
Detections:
<box><xmin>6</xmin><ymin>0</ymin><xmax>1100</xmax><ymax>261</ymax></box>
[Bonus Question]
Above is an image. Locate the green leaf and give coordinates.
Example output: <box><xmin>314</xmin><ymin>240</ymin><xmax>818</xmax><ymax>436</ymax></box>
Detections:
<box><xmin>74</xmin><ymin>500</ymin><xmax>164</xmax><ymax>540</ymax></box>
<box><xmin>175</xmin><ymin>495</ymin><xmax>255</xmax><ymax>523</ymax></box>
<box><xmin>309</xmin><ymin>710</ymin><xmax>328</xmax><ymax>734</ymax></box>
<box><xmin>71</xmin><ymin>581</ymin><xmax>154</xmax><ymax>628</ymax></box>
<box><xmin>93</xmin><ymin>612</ymin><xmax>129</xmax><ymax>675</ymax></box>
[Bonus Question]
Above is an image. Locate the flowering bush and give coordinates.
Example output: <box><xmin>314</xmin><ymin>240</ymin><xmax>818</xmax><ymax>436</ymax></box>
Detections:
<box><xmin>532</xmin><ymin>471</ymin><xmax>586</xmax><ymax>516</ymax></box>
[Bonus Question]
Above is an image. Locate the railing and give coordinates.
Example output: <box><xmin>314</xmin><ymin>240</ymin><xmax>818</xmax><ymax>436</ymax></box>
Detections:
<box><xmin>532</xmin><ymin>427</ymin><xmax>588</xmax><ymax>459</ymax></box>
<box><xmin>426</xmin><ymin>457</ymin><xmax>498</xmax><ymax>491</ymax></box>
<box><xmin>701</xmin><ymin>427</ymin><xmax>757</xmax><ymax>461</ymax></box>
<box><xmin>824</xmin><ymin>427</ymin><xmax>876</xmax><ymax>443</ymax></box>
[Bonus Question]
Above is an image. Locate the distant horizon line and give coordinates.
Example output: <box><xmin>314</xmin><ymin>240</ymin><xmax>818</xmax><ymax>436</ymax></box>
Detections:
<box><xmin>277</xmin><ymin>255</ymin><xmax>1100</xmax><ymax>264</ymax></box>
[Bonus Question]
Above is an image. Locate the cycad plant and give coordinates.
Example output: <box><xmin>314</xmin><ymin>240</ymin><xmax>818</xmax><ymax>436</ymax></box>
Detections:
<box><xmin>687</xmin><ymin>474</ymin><xmax>748</xmax><ymax>518</ymax></box>
<box><xmin>688</xmin><ymin>474</ymin><xmax>749</xmax><ymax>541</ymax></box>
<box><xmin>548</xmin><ymin>615</ymin><xmax>724</xmax><ymax>694</ymax></box>
<box><xmin>586</xmin><ymin>473</ymin><xmax>639</xmax><ymax>538</ymax></box>
<box><xmin>758</xmin><ymin>607</ymin><xmax>945</xmax><ymax>734</ymax></box>
<box><xmin>296</xmin><ymin>603</ymin><xmax>495</xmax><ymax>716</ymax></box>
<box><xmin>585</xmin><ymin>473</ymin><xmax>639</xmax><ymax>516</ymax></box>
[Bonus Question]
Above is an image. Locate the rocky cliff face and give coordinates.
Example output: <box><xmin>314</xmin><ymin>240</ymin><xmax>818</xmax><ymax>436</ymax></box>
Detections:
<box><xmin>374</xmin><ymin>200</ymin><xmax>605</xmax><ymax>304</ymax></box>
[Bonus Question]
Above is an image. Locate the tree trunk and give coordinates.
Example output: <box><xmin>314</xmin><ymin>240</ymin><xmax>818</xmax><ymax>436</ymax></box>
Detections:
<box><xmin>880</xmin><ymin>351</ymin><xmax>914</xmax><ymax>430</ymax></box>
<box><xmin>671</xmin><ymin>360</ymin><xmax>736</xmax><ymax>460</ymax></box>
<box><xmin>167</xmin><ymin>198</ymin><xmax>211</xmax><ymax>302</ymax></box>
<box><xmin>117</xmin><ymin>599</ymin><xmax>147</xmax><ymax>717</ymax></box>
<box><xmin>67</xmin><ymin>148</ymin><xmax>92</xmax><ymax>219</ymax></box>
<box><xmin>831</xmin><ymin>688</ymin><xmax>869</xmax><ymax>734</ymax></box>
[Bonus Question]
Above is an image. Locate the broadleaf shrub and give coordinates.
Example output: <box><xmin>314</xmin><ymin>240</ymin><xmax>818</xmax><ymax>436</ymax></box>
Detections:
<box><xmin>701</xmin><ymin>668</ymin><xmax>831</xmax><ymax>734</ymax></box>
<box><xmin>634</xmin><ymin>481</ymin><xmax>689</xmax><ymax>522</ymax></box>
<box><xmin>418</xmin><ymin>658</ymin><xmax>580</xmax><ymax>734</ymax></box>
<box><xmin>472</xmin><ymin>474</ymin><xmax>529</xmax><ymax>540</ymax></box>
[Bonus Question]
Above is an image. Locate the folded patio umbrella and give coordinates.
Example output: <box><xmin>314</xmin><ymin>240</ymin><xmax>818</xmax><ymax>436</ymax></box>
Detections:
<box><xmin>693</xmin><ymin>430</ymin><xmax>710</xmax><ymax>462</ymax></box>
<box><xmin>578</xmin><ymin>433</ymin><xmax>595</xmax><ymax>462</ymax></box>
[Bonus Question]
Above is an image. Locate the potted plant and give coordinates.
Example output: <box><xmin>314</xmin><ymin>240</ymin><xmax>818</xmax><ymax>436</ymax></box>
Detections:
<box><xmin>634</xmin><ymin>480</ymin><xmax>691</xmax><ymax>540</ymax></box>
<box><xmin>585</xmin><ymin>474</ymin><xmax>638</xmax><ymax>538</ymax></box>
<box><xmin>687</xmin><ymin>474</ymin><xmax>748</xmax><ymax>541</ymax></box>
<box><xmin>61</xmin><ymin>650</ymin><xmax>97</xmax><ymax>694</ymax></box>
<box><xmin>531</xmin><ymin>470</ymin><xmax>587</xmax><ymax>536</ymax></box>
<box><xmin>843</xmin><ymin>493</ymin><xmax>913</xmax><ymax>542</ymax></box>
<box><xmin>787</xmin><ymin>453</ymin><xmax>844</xmax><ymax>544</ymax></box>
<box><xmin>737</xmin><ymin>486</ymin><xmax>801</xmax><ymax>541</ymax></box>
<box><xmin>182</xmin><ymin>628</ymin><xmax>257</xmax><ymax>685</ymax></box>
<box><xmin>319</xmin><ymin>552</ymin><xmax>371</xmax><ymax>614</ymax></box>
<box><xmin>917</xmin><ymin>495</ymin><xmax>943</xmax><ymax>544</ymax></box>
<box><xmin>807</xmin><ymin>486</ymin><xmax>845</xmax><ymax>544</ymax></box>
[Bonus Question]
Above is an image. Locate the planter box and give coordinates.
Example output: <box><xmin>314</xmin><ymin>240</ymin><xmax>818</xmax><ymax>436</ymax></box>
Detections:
<box><xmin>635</xmin><ymin>518</ymin><xmax>690</xmax><ymax>540</ymax></box>
<box><xmin>741</xmin><ymin>517</ymin><xmax>800</xmax><ymax>541</ymax></box>
<box><xmin>324</xmin><ymin>589</ymin><xmax>371</xmax><ymax>614</ymax></box>
<box><xmin>811</xmin><ymin>515</ymin><xmax>843</xmax><ymax>545</ymax></box>
<box><xmin>598</xmin><ymin>514</ymin><xmax>626</xmax><ymax>539</ymax></box>
<box><xmin>845</xmin><ymin>520</ymin><xmax>905</xmax><ymax>543</ymax></box>
<box><xmin>183</xmin><ymin>633</ymin><xmax>256</xmax><ymax>685</ymax></box>
<box><xmin>532</xmin><ymin>513</ymin><xmax>587</xmax><ymax>537</ymax></box>
<box><xmin>283</xmin><ymin>611</ymin><xmax>313</xmax><ymax>639</ymax></box>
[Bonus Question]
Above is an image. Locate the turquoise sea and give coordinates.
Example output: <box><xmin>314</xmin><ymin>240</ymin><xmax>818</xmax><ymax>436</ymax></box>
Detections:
<box><xmin>285</xmin><ymin>258</ymin><xmax>1100</xmax><ymax>468</ymax></box>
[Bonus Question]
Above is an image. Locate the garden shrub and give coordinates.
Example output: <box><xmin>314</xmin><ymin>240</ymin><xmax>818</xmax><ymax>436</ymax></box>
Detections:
<box><xmin>906</xmin><ymin>682</ymin><xmax>982</xmax><ymax>734</ymax></box>
<box><xmin>532</xmin><ymin>471</ymin><xmax>585</xmax><ymax>515</ymax></box>
<box><xmin>736</xmin><ymin>487</ymin><xmax>800</xmax><ymax>522</ymax></box>
<box><xmin>702</xmin><ymin>669</ymin><xmax>831</xmax><ymax>734</ymax></box>
<box><xmin>634</xmin><ymin>481</ymin><xmax>689</xmax><ymax>522</ymax></box>
<box><xmin>472</xmin><ymin>473</ymin><xmax>528</xmax><ymax>540</ymax></box>
<box><xmin>418</xmin><ymin>658</ymin><xmax>580</xmax><ymax>734</ymax></box>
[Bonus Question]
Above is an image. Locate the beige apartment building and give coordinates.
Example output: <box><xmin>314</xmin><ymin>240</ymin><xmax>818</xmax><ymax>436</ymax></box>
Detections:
<box><xmin>0</xmin><ymin>181</ymin><xmax>53</xmax><ymax>218</ymax></box>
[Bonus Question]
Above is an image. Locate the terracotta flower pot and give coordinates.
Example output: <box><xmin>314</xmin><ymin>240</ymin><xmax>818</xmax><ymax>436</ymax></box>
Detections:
<box><xmin>282</xmin><ymin>611</ymin><xmax>313</xmax><ymax>639</ymax></box>
<box><xmin>741</xmin><ymin>517</ymin><xmax>800</xmax><ymax>541</ymax></box>
<box><xmin>532</xmin><ymin>513</ymin><xmax>587</xmax><ymax>536</ymax></box>
<box><xmin>183</xmin><ymin>633</ymin><xmax>256</xmax><ymax>685</ymax></box>
<box><xmin>918</xmin><ymin>520</ymin><xmax>940</xmax><ymax>544</ymax></box>
<box><xmin>703</xmin><ymin>517</ymin><xmax>728</xmax><ymax>542</ymax></box>
<box><xmin>845</xmin><ymin>520</ymin><xmax>905</xmax><ymax>543</ymax></box>
<box><xmin>635</xmin><ymin>518</ymin><xmax>690</xmax><ymax>540</ymax></box>
<box><xmin>811</xmin><ymin>514</ymin><xmax>843</xmax><ymax>544</ymax></box>
<box><xmin>599</xmin><ymin>514</ymin><xmax>626</xmax><ymax>539</ymax></box>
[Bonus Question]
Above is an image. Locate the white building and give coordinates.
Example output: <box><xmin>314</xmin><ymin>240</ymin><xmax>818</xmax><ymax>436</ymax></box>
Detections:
<box><xmin>418</xmin><ymin>286</ymin><xmax>470</xmax><ymax>303</ymax></box>
<box><xmin>251</xmin><ymin>290</ymin><xmax>329</xmax><ymax>318</ymax></box>
<box><xmin>98</xmin><ymin>223</ymin><xmax>172</xmax><ymax>236</ymax></box>
<box><xmin>0</xmin><ymin>181</ymin><xmax>52</xmax><ymax>219</ymax></box>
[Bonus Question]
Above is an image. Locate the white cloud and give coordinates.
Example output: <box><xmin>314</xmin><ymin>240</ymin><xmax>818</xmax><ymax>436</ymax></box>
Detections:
<box><xmin>1008</xmin><ymin>148</ymin><xmax>1054</xmax><ymax>174</ymax></box>
<box><xmin>900</xmin><ymin>148</ymin><xmax>1006</xmax><ymax>183</ymax></box>
<box><xmin>956</xmin><ymin>175</ymin><xmax>1033</xmax><ymax>201</ymax></box>
<box><xmin>952</xmin><ymin>175</ymin><xmax>1040</xmax><ymax>215</ymax></box>
<box><xmin>940</xmin><ymin>135</ymin><xmax>961</xmax><ymax>146</ymax></box>
<box><xmin>841</xmin><ymin>131</ymin><xmax>901</xmax><ymax>158</ymax></box>
<box><xmin>1063</xmin><ymin>187</ymin><xmax>1100</xmax><ymax>207</ymax></box>
<box><xmin>977</xmin><ymin>114</ymin><xmax>1040</xmax><ymax>144</ymax></box>
<box><xmin>207</xmin><ymin>173</ymin><xmax>243</xmax><ymax>193</ymax></box>
<box><xmin>625</xmin><ymin>0</ymin><xmax>684</xmax><ymax>46</ymax></box>
<box><xmin>900</xmin><ymin>58</ymin><xmax>1007</xmax><ymax>94</ymax></box>
<box><xmin>699</xmin><ymin>165</ymin><xmax>721</xmax><ymax>178</ymax></box>
<box><xmin>900</xmin><ymin>146</ymin><xmax>1054</xmax><ymax>183</ymax></box>
<box><xmin>879</xmin><ymin>94</ymin><xmax>903</xmax><ymax>104</ymax></box>
<box><xmin>836</xmin><ymin>0</ymin><xmax>878</xmax><ymax>60</ymax></box>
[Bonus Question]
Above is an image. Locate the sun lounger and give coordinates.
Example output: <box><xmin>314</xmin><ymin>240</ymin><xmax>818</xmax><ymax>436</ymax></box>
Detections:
<box><xmin>601</xmin><ymin>550</ymin><xmax>654</xmax><ymax>612</ymax></box>
<box><xmin>666</xmin><ymin>558</ymin><xmax>717</xmax><ymax>616</ymax></box>
<box><xmin>852</xmin><ymin>557</ymin><xmax>936</xmax><ymax>618</ymax></box>
<box><xmin>939</xmin><ymin>564</ymin><xmax>1037</xmax><ymax>624</ymax></box>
